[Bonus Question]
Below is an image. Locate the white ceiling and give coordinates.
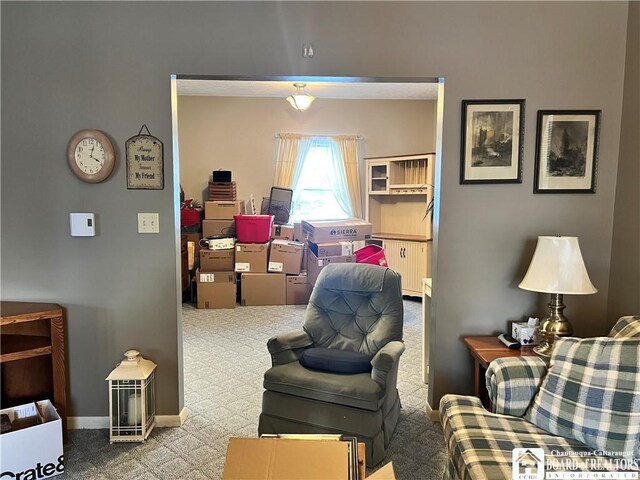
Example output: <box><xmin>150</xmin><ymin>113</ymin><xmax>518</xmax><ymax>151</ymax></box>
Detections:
<box><xmin>176</xmin><ymin>79</ymin><xmax>439</xmax><ymax>100</ymax></box>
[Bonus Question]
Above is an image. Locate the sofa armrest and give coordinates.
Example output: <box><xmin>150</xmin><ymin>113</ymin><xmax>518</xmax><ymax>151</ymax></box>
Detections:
<box><xmin>266</xmin><ymin>330</ymin><xmax>313</xmax><ymax>365</ymax></box>
<box><xmin>486</xmin><ymin>356</ymin><xmax>548</xmax><ymax>416</ymax></box>
<box><xmin>371</xmin><ymin>341</ymin><xmax>405</xmax><ymax>387</ymax></box>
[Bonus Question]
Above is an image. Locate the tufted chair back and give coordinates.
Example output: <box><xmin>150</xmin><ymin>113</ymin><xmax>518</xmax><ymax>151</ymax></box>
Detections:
<box><xmin>303</xmin><ymin>263</ymin><xmax>403</xmax><ymax>357</ymax></box>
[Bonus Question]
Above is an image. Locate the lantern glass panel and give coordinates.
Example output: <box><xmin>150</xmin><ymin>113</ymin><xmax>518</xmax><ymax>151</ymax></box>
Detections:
<box><xmin>144</xmin><ymin>374</ymin><xmax>156</xmax><ymax>431</ymax></box>
<box><xmin>111</xmin><ymin>379</ymin><xmax>144</xmax><ymax>438</ymax></box>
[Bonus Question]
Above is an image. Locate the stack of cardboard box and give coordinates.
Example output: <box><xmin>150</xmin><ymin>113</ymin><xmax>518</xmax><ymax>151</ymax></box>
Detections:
<box><xmin>302</xmin><ymin>218</ymin><xmax>373</xmax><ymax>286</ymax></box>
<box><xmin>196</xmin><ymin>200</ymin><xmax>244</xmax><ymax>309</ymax></box>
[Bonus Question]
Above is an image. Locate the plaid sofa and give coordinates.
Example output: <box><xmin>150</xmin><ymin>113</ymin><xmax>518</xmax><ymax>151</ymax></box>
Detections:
<box><xmin>440</xmin><ymin>315</ymin><xmax>640</xmax><ymax>480</ymax></box>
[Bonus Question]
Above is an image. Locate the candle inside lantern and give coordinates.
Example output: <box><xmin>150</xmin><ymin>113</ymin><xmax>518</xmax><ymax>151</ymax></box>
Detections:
<box><xmin>127</xmin><ymin>393</ymin><xmax>141</xmax><ymax>426</ymax></box>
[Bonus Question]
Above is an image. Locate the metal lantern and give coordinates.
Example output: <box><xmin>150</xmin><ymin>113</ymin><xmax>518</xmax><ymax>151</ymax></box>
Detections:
<box><xmin>106</xmin><ymin>349</ymin><xmax>157</xmax><ymax>443</ymax></box>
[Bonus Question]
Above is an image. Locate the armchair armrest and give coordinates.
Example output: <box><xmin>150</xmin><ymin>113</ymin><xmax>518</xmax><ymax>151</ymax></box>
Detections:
<box><xmin>486</xmin><ymin>356</ymin><xmax>548</xmax><ymax>416</ymax></box>
<box><xmin>266</xmin><ymin>330</ymin><xmax>313</xmax><ymax>366</ymax></box>
<box><xmin>371</xmin><ymin>341</ymin><xmax>405</xmax><ymax>387</ymax></box>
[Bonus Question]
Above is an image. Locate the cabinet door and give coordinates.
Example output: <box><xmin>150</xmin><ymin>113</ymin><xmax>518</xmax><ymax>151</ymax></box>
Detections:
<box><xmin>368</xmin><ymin>161</ymin><xmax>389</xmax><ymax>194</ymax></box>
<box><xmin>382</xmin><ymin>239</ymin><xmax>427</xmax><ymax>296</ymax></box>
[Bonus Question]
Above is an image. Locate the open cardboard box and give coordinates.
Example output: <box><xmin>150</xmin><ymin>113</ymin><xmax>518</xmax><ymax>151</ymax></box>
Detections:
<box><xmin>222</xmin><ymin>436</ymin><xmax>395</xmax><ymax>479</ymax></box>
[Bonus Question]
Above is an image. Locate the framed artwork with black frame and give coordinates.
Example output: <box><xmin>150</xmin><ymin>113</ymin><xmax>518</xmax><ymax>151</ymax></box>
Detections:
<box><xmin>534</xmin><ymin>110</ymin><xmax>600</xmax><ymax>193</ymax></box>
<box><xmin>460</xmin><ymin>99</ymin><xmax>525</xmax><ymax>184</ymax></box>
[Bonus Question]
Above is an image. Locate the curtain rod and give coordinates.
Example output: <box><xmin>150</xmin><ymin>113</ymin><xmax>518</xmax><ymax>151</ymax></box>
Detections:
<box><xmin>274</xmin><ymin>133</ymin><xmax>365</xmax><ymax>140</ymax></box>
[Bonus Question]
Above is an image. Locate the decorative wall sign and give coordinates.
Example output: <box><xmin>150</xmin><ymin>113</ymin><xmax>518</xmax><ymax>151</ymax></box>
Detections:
<box><xmin>534</xmin><ymin>110</ymin><xmax>600</xmax><ymax>193</ymax></box>
<box><xmin>126</xmin><ymin>125</ymin><xmax>164</xmax><ymax>190</ymax></box>
<box><xmin>460</xmin><ymin>99</ymin><xmax>525</xmax><ymax>184</ymax></box>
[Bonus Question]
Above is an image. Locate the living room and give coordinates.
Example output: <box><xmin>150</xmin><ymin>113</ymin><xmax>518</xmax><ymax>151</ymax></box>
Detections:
<box><xmin>1</xmin><ymin>2</ymin><xmax>637</xmax><ymax>479</ymax></box>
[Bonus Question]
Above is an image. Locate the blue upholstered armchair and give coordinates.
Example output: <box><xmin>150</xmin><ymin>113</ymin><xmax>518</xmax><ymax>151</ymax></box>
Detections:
<box><xmin>258</xmin><ymin>263</ymin><xmax>405</xmax><ymax>466</ymax></box>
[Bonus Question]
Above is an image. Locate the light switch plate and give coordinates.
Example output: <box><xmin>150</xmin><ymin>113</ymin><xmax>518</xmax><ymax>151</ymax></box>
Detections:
<box><xmin>70</xmin><ymin>213</ymin><xmax>96</xmax><ymax>237</ymax></box>
<box><xmin>138</xmin><ymin>213</ymin><xmax>159</xmax><ymax>234</ymax></box>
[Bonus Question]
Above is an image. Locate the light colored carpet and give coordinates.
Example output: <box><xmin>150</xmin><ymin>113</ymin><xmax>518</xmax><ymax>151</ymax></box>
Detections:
<box><xmin>62</xmin><ymin>299</ymin><xmax>446</xmax><ymax>479</ymax></box>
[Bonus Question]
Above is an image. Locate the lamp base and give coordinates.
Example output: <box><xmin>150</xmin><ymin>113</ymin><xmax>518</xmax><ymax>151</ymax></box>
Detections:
<box><xmin>533</xmin><ymin>293</ymin><xmax>573</xmax><ymax>357</ymax></box>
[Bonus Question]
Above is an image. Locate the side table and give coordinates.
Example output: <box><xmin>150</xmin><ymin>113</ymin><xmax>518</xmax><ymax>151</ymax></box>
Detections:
<box><xmin>463</xmin><ymin>336</ymin><xmax>538</xmax><ymax>409</ymax></box>
<box><xmin>1</xmin><ymin>301</ymin><xmax>67</xmax><ymax>441</ymax></box>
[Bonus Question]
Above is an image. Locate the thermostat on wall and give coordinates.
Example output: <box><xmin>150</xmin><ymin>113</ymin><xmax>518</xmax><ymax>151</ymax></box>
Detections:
<box><xmin>70</xmin><ymin>213</ymin><xmax>95</xmax><ymax>237</ymax></box>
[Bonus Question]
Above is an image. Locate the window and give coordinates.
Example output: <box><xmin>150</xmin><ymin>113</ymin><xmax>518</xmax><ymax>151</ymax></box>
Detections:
<box><xmin>290</xmin><ymin>138</ymin><xmax>350</xmax><ymax>223</ymax></box>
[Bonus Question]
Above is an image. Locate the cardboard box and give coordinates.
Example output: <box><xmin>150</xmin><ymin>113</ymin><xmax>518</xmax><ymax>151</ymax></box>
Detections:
<box><xmin>308</xmin><ymin>241</ymin><xmax>354</xmax><ymax>258</ymax></box>
<box><xmin>196</xmin><ymin>269</ymin><xmax>236</xmax><ymax>309</ymax></box>
<box><xmin>292</xmin><ymin>222</ymin><xmax>304</xmax><ymax>242</ymax></box>
<box><xmin>271</xmin><ymin>224</ymin><xmax>295</xmax><ymax>240</ymax></box>
<box><xmin>0</xmin><ymin>400</ymin><xmax>64</xmax><ymax>479</ymax></box>
<box><xmin>268</xmin><ymin>240</ymin><xmax>305</xmax><ymax>275</ymax></box>
<box><xmin>368</xmin><ymin>462</ymin><xmax>396</xmax><ymax>479</ymax></box>
<box><xmin>223</xmin><ymin>438</ymin><xmax>351</xmax><ymax>480</ymax></box>
<box><xmin>202</xmin><ymin>219</ymin><xmax>235</xmax><ymax>238</ymax></box>
<box><xmin>235</xmin><ymin>242</ymin><xmax>270</xmax><ymax>273</ymax></box>
<box><xmin>307</xmin><ymin>249</ymin><xmax>356</xmax><ymax>286</ymax></box>
<box><xmin>241</xmin><ymin>273</ymin><xmax>286</xmax><ymax>306</ymax></box>
<box><xmin>200</xmin><ymin>248</ymin><xmax>234</xmax><ymax>272</ymax></box>
<box><xmin>302</xmin><ymin>218</ymin><xmax>372</xmax><ymax>244</ymax></box>
<box><xmin>286</xmin><ymin>274</ymin><xmax>313</xmax><ymax>305</ymax></box>
<box><xmin>205</xmin><ymin>200</ymin><xmax>244</xmax><ymax>220</ymax></box>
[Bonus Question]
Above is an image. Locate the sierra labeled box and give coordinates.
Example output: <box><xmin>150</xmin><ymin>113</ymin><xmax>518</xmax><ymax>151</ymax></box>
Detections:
<box><xmin>235</xmin><ymin>242</ymin><xmax>270</xmax><ymax>273</ymax></box>
<box><xmin>241</xmin><ymin>273</ymin><xmax>286</xmax><ymax>306</ymax></box>
<box><xmin>202</xmin><ymin>219</ymin><xmax>236</xmax><ymax>238</ymax></box>
<box><xmin>205</xmin><ymin>200</ymin><xmax>244</xmax><ymax>220</ymax></box>
<box><xmin>307</xmin><ymin>249</ymin><xmax>356</xmax><ymax>285</ymax></box>
<box><xmin>196</xmin><ymin>269</ymin><xmax>236</xmax><ymax>309</ymax></box>
<box><xmin>268</xmin><ymin>240</ymin><xmax>305</xmax><ymax>275</ymax></box>
<box><xmin>200</xmin><ymin>248</ymin><xmax>234</xmax><ymax>272</ymax></box>
<box><xmin>0</xmin><ymin>400</ymin><xmax>64</xmax><ymax>479</ymax></box>
<box><xmin>286</xmin><ymin>274</ymin><xmax>313</xmax><ymax>305</ymax></box>
<box><xmin>302</xmin><ymin>218</ymin><xmax>372</xmax><ymax>244</ymax></box>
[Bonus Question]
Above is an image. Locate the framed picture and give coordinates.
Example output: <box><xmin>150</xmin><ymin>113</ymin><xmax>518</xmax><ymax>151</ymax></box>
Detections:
<box><xmin>460</xmin><ymin>99</ymin><xmax>525</xmax><ymax>184</ymax></box>
<box><xmin>534</xmin><ymin>110</ymin><xmax>600</xmax><ymax>193</ymax></box>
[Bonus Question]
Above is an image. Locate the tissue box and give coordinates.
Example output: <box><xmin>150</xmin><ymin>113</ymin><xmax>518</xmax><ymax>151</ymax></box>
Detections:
<box><xmin>511</xmin><ymin>322</ymin><xmax>541</xmax><ymax>346</ymax></box>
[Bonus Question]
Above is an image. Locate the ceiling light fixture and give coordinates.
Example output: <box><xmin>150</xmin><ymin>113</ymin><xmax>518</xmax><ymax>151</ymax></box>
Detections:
<box><xmin>286</xmin><ymin>83</ymin><xmax>315</xmax><ymax>112</ymax></box>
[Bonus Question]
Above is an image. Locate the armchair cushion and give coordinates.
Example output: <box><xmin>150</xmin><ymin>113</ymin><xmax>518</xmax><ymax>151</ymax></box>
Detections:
<box><xmin>299</xmin><ymin>347</ymin><xmax>373</xmax><ymax>374</ymax></box>
<box><xmin>263</xmin><ymin>361</ymin><xmax>384</xmax><ymax>411</ymax></box>
<box><xmin>609</xmin><ymin>315</ymin><xmax>640</xmax><ymax>338</ymax></box>
<box><xmin>526</xmin><ymin>336</ymin><xmax>640</xmax><ymax>461</ymax></box>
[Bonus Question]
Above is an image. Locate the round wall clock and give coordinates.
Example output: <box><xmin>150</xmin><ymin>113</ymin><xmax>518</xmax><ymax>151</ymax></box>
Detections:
<box><xmin>67</xmin><ymin>129</ymin><xmax>116</xmax><ymax>183</ymax></box>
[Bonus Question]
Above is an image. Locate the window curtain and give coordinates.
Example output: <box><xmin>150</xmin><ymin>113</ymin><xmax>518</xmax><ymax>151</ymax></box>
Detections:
<box><xmin>273</xmin><ymin>133</ymin><xmax>314</xmax><ymax>208</ymax></box>
<box><xmin>329</xmin><ymin>135</ymin><xmax>363</xmax><ymax>219</ymax></box>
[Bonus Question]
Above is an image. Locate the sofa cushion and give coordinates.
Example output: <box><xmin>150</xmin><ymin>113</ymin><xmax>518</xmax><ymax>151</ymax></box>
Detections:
<box><xmin>526</xmin><ymin>337</ymin><xmax>640</xmax><ymax>461</ymax></box>
<box><xmin>263</xmin><ymin>361</ymin><xmax>384</xmax><ymax>411</ymax></box>
<box><xmin>609</xmin><ymin>316</ymin><xmax>640</xmax><ymax>338</ymax></box>
<box><xmin>299</xmin><ymin>347</ymin><xmax>373</xmax><ymax>374</ymax></box>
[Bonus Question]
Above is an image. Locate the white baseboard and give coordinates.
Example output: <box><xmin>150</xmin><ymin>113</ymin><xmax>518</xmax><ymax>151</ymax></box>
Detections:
<box><xmin>68</xmin><ymin>416</ymin><xmax>109</xmax><ymax>429</ymax></box>
<box><xmin>69</xmin><ymin>408</ymin><xmax>188</xmax><ymax>429</ymax></box>
<box><xmin>424</xmin><ymin>401</ymin><xmax>440</xmax><ymax>423</ymax></box>
<box><xmin>156</xmin><ymin>407</ymin><xmax>188</xmax><ymax>427</ymax></box>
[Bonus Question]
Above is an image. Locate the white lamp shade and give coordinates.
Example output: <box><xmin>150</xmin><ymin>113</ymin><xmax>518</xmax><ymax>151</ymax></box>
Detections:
<box><xmin>519</xmin><ymin>236</ymin><xmax>597</xmax><ymax>295</ymax></box>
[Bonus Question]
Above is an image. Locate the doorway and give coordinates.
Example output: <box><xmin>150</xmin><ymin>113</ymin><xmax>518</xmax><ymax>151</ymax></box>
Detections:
<box><xmin>170</xmin><ymin>75</ymin><xmax>443</xmax><ymax>402</ymax></box>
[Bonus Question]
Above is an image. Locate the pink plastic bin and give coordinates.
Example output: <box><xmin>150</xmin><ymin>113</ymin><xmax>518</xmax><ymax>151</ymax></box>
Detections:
<box><xmin>355</xmin><ymin>244</ymin><xmax>388</xmax><ymax>267</ymax></box>
<box><xmin>234</xmin><ymin>214</ymin><xmax>274</xmax><ymax>243</ymax></box>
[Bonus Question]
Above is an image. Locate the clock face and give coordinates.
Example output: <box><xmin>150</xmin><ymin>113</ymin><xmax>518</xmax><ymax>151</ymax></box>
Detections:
<box><xmin>67</xmin><ymin>129</ymin><xmax>116</xmax><ymax>183</ymax></box>
<box><xmin>74</xmin><ymin>137</ymin><xmax>106</xmax><ymax>175</ymax></box>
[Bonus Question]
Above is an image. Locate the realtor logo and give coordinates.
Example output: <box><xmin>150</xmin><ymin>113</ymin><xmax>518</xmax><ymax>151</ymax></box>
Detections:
<box><xmin>512</xmin><ymin>448</ymin><xmax>544</xmax><ymax>480</ymax></box>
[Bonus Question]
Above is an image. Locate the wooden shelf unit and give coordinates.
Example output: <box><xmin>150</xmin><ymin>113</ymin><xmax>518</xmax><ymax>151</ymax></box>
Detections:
<box><xmin>365</xmin><ymin>153</ymin><xmax>435</xmax><ymax>297</ymax></box>
<box><xmin>0</xmin><ymin>301</ymin><xmax>67</xmax><ymax>441</ymax></box>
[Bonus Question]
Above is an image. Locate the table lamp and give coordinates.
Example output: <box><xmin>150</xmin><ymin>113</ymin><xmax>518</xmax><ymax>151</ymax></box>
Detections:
<box><xmin>519</xmin><ymin>236</ymin><xmax>597</xmax><ymax>356</ymax></box>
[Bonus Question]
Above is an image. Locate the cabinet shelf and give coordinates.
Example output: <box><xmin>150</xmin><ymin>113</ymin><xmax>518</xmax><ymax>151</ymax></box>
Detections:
<box><xmin>1</xmin><ymin>335</ymin><xmax>52</xmax><ymax>362</ymax></box>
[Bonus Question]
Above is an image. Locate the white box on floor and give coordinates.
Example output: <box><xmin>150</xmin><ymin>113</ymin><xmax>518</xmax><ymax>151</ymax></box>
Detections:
<box><xmin>0</xmin><ymin>400</ymin><xmax>64</xmax><ymax>479</ymax></box>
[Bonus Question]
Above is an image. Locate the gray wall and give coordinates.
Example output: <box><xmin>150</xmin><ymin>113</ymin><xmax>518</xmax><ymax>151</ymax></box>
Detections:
<box><xmin>1</xmin><ymin>2</ymin><xmax>630</xmax><ymax>417</ymax></box>
<box><xmin>608</xmin><ymin>1</ymin><xmax>640</xmax><ymax>328</ymax></box>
